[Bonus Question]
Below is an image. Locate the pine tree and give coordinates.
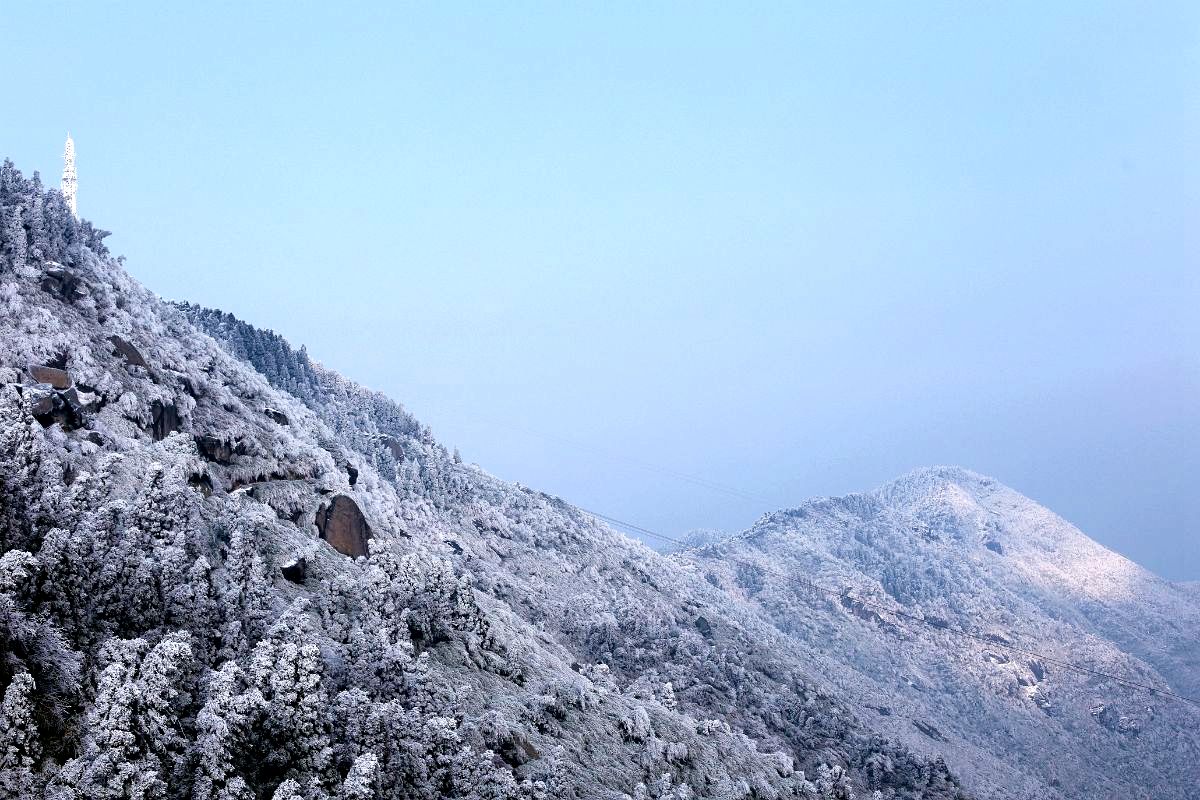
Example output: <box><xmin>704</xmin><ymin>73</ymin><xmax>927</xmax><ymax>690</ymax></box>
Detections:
<box><xmin>191</xmin><ymin>663</ymin><xmax>257</xmax><ymax>800</ymax></box>
<box><xmin>2</xmin><ymin>204</ymin><xmax>25</xmax><ymax>270</ymax></box>
<box><xmin>54</xmin><ymin>635</ymin><xmax>194</xmax><ymax>800</ymax></box>
<box><xmin>219</xmin><ymin>522</ymin><xmax>273</xmax><ymax>660</ymax></box>
<box><xmin>174</xmin><ymin>557</ymin><xmax>221</xmax><ymax>662</ymax></box>
<box><xmin>55</xmin><ymin>639</ymin><xmax>168</xmax><ymax>799</ymax></box>
<box><xmin>248</xmin><ymin>605</ymin><xmax>333</xmax><ymax>788</ymax></box>
<box><xmin>25</xmin><ymin>176</ymin><xmax>48</xmax><ymax>263</ymax></box>
<box><xmin>0</xmin><ymin>550</ymin><xmax>81</xmax><ymax>726</ymax></box>
<box><xmin>335</xmin><ymin>753</ymin><xmax>377</xmax><ymax>800</ymax></box>
<box><xmin>0</xmin><ymin>388</ymin><xmax>42</xmax><ymax>553</ymax></box>
<box><xmin>0</xmin><ymin>673</ymin><xmax>43</xmax><ymax>798</ymax></box>
<box><xmin>137</xmin><ymin>632</ymin><xmax>197</xmax><ymax>789</ymax></box>
<box><xmin>815</xmin><ymin>764</ymin><xmax>855</xmax><ymax>800</ymax></box>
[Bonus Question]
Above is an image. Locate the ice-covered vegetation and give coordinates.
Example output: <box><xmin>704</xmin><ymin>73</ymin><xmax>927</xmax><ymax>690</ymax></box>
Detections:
<box><xmin>1</xmin><ymin>159</ymin><xmax>1195</xmax><ymax>800</ymax></box>
<box><xmin>676</xmin><ymin>468</ymin><xmax>1200</xmax><ymax>798</ymax></box>
<box><xmin>1</xmin><ymin>160</ymin><xmax>956</xmax><ymax>799</ymax></box>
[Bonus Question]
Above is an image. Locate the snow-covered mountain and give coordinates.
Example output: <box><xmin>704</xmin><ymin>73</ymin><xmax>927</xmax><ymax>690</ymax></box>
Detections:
<box><xmin>0</xmin><ymin>157</ymin><xmax>1194</xmax><ymax>800</ymax></box>
<box><xmin>0</xmin><ymin>160</ymin><xmax>961</xmax><ymax>799</ymax></box>
<box><xmin>674</xmin><ymin>467</ymin><xmax>1200</xmax><ymax>798</ymax></box>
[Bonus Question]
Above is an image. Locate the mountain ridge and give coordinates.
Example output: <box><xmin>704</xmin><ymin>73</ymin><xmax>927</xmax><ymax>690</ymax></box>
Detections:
<box><xmin>1</xmin><ymin>158</ymin><xmax>964</xmax><ymax>800</ymax></box>
<box><xmin>1</xmin><ymin>157</ymin><xmax>1194</xmax><ymax>799</ymax></box>
<box><xmin>674</xmin><ymin>464</ymin><xmax>1200</xmax><ymax>798</ymax></box>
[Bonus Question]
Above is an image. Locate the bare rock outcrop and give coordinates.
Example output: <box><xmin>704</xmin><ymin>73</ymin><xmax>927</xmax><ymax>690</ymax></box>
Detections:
<box><xmin>314</xmin><ymin>495</ymin><xmax>372</xmax><ymax>558</ymax></box>
<box><xmin>149</xmin><ymin>400</ymin><xmax>181</xmax><ymax>441</ymax></box>
<box><xmin>28</xmin><ymin>364</ymin><xmax>71</xmax><ymax>389</ymax></box>
<box><xmin>109</xmin><ymin>335</ymin><xmax>148</xmax><ymax>369</ymax></box>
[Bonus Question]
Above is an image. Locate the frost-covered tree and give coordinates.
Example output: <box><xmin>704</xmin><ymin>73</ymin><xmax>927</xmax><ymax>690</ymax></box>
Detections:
<box><xmin>0</xmin><ymin>388</ymin><xmax>42</xmax><ymax>553</ymax></box>
<box><xmin>0</xmin><ymin>161</ymin><xmax>1104</xmax><ymax>800</ymax></box>
<box><xmin>0</xmin><ymin>550</ymin><xmax>80</xmax><ymax>731</ymax></box>
<box><xmin>191</xmin><ymin>663</ymin><xmax>256</xmax><ymax>800</ymax></box>
<box><xmin>219</xmin><ymin>522</ymin><xmax>274</xmax><ymax>660</ymax></box>
<box><xmin>53</xmin><ymin>634</ymin><xmax>195</xmax><ymax>799</ymax></box>
<box><xmin>335</xmin><ymin>753</ymin><xmax>377</xmax><ymax>800</ymax></box>
<box><xmin>248</xmin><ymin>605</ymin><xmax>334</xmax><ymax>788</ymax></box>
<box><xmin>2</xmin><ymin>203</ymin><xmax>25</xmax><ymax>270</ymax></box>
<box><xmin>814</xmin><ymin>764</ymin><xmax>855</xmax><ymax>800</ymax></box>
<box><xmin>0</xmin><ymin>672</ymin><xmax>43</xmax><ymax>798</ymax></box>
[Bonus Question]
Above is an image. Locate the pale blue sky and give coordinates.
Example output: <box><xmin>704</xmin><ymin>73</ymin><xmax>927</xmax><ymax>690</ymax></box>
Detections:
<box><xmin>4</xmin><ymin>2</ymin><xmax>1197</xmax><ymax>578</ymax></box>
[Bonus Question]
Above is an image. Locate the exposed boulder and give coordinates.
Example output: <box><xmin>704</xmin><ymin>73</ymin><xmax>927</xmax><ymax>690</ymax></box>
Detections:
<box><xmin>109</xmin><ymin>335</ymin><xmax>148</xmax><ymax>369</ymax></box>
<box><xmin>840</xmin><ymin>594</ymin><xmax>885</xmax><ymax>625</ymax></box>
<box><xmin>913</xmin><ymin>721</ymin><xmax>947</xmax><ymax>742</ymax></box>
<box><xmin>1117</xmin><ymin>715</ymin><xmax>1142</xmax><ymax>737</ymax></box>
<box><xmin>281</xmin><ymin>557</ymin><xmax>307</xmax><ymax>584</ymax></box>
<box><xmin>63</xmin><ymin>387</ymin><xmax>98</xmax><ymax>411</ymax></box>
<box><xmin>314</xmin><ymin>495</ymin><xmax>372</xmax><ymax>558</ymax></box>
<box><xmin>40</xmin><ymin>263</ymin><xmax>87</xmax><ymax>303</ymax></box>
<box><xmin>28</xmin><ymin>388</ymin><xmax>55</xmax><ymax>419</ymax></box>
<box><xmin>380</xmin><ymin>434</ymin><xmax>405</xmax><ymax>460</ymax></box>
<box><xmin>195</xmin><ymin>434</ymin><xmax>246</xmax><ymax>465</ymax></box>
<box><xmin>264</xmin><ymin>407</ymin><xmax>289</xmax><ymax>425</ymax></box>
<box><xmin>149</xmin><ymin>400</ymin><xmax>181</xmax><ymax>441</ymax></box>
<box><xmin>28</xmin><ymin>364</ymin><xmax>71</xmax><ymax>388</ymax></box>
<box><xmin>495</xmin><ymin>730</ymin><xmax>540</xmax><ymax>767</ymax></box>
<box><xmin>1091</xmin><ymin>703</ymin><xmax>1117</xmax><ymax>730</ymax></box>
<box><xmin>345</xmin><ymin>463</ymin><xmax>359</xmax><ymax>487</ymax></box>
<box><xmin>188</xmin><ymin>472</ymin><xmax>214</xmax><ymax>497</ymax></box>
<box><xmin>28</xmin><ymin>387</ymin><xmax>85</xmax><ymax>430</ymax></box>
<box><xmin>694</xmin><ymin>615</ymin><xmax>713</xmax><ymax>639</ymax></box>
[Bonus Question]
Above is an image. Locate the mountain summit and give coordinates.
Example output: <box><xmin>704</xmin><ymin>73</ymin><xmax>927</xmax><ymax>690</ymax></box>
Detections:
<box><xmin>677</xmin><ymin>466</ymin><xmax>1200</xmax><ymax>798</ymax></box>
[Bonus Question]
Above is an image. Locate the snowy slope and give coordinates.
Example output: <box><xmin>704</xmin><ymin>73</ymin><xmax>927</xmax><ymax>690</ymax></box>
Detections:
<box><xmin>675</xmin><ymin>467</ymin><xmax>1200</xmax><ymax>799</ymax></box>
<box><xmin>180</xmin><ymin>305</ymin><xmax>966</xmax><ymax>799</ymax></box>
<box><xmin>3</xmin><ymin>156</ymin><xmax>1192</xmax><ymax>800</ymax></box>
<box><xmin>0</xmin><ymin>160</ymin><xmax>962</xmax><ymax>799</ymax></box>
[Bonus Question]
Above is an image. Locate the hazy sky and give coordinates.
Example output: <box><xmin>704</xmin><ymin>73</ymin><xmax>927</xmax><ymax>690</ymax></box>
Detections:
<box><xmin>4</xmin><ymin>3</ymin><xmax>1197</xmax><ymax>578</ymax></box>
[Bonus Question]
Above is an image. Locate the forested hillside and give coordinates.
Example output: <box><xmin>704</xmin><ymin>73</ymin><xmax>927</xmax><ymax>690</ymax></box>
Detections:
<box><xmin>1</xmin><ymin>161</ymin><xmax>968</xmax><ymax>799</ymax></box>
<box><xmin>676</xmin><ymin>468</ymin><xmax>1200</xmax><ymax>798</ymax></box>
<box><xmin>3</xmin><ymin>157</ymin><xmax>1193</xmax><ymax>800</ymax></box>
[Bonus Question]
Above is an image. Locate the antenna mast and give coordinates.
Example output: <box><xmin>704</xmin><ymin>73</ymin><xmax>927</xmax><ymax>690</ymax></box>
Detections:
<box><xmin>61</xmin><ymin>134</ymin><xmax>77</xmax><ymax>219</ymax></box>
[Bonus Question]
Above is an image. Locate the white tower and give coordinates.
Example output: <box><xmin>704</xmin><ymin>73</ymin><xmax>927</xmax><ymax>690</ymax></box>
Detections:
<box><xmin>61</xmin><ymin>134</ymin><xmax>77</xmax><ymax>219</ymax></box>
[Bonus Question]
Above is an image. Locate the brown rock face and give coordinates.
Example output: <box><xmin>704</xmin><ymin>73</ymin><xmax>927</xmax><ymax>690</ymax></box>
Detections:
<box><xmin>109</xmin><ymin>335</ymin><xmax>148</xmax><ymax>369</ymax></box>
<box><xmin>195</xmin><ymin>435</ymin><xmax>247</xmax><ymax>465</ymax></box>
<box><xmin>314</xmin><ymin>495</ymin><xmax>372</xmax><ymax>558</ymax></box>
<box><xmin>29</xmin><ymin>364</ymin><xmax>71</xmax><ymax>389</ymax></box>
<box><xmin>29</xmin><ymin>387</ymin><xmax>86</xmax><ymax>430</ymax></box>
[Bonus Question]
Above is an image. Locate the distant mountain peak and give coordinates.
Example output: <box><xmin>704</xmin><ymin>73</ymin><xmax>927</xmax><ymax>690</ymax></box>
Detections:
<box><xmin>674</xmin><ymin>464</ymin><xmax>1200</xmax><ymax>798</ymax></box>
<box><xmin>882</xmin><ymin>464</ymin><xmax>996</xmax><ymax>492</ymax></box>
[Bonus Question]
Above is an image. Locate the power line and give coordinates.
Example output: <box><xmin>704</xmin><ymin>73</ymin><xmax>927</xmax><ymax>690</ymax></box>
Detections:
<box><xmin>575</xmin><ymin>507</ymin><xmax>1200</xmax><ymax>709</ymax></box>
<box><xmin>577</xmin><ymin>507</ymin><xmax>677</xmax><ymax>542</ymax></box>
<box><xmin>436</xmin><ymin>404</ymin><xmax>780</xmax><ymax>506</ymax></box>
